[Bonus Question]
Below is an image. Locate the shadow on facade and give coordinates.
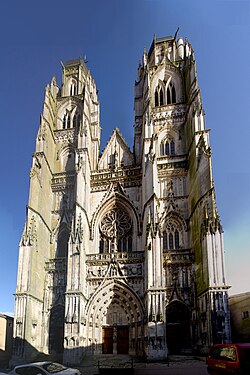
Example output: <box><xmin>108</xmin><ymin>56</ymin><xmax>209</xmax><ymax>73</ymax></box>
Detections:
<box><xmin>0</xmin><ymin>348</ymin><xmax>10</xmax><ymax>370</ymax></box>
<box><xmin>11</xmin><ymin>337</ymin><xmax>89</xmax><ymax>367</ymax></box>
<box><xmin>11</xmin><ymin>337</ymin><xmax>135</xmax><ymax>371</ymax></box>
<box><xmin>47</xmin><ymin>148</ymin><xmax>76</xmax><ymax>358</ymax></box>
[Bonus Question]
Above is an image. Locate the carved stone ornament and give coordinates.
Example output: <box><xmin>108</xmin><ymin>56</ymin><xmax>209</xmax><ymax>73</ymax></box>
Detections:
<box><xmin>21</xmin><ymin>216</ymin><xmax>37</xmax><ymax>246</ymax></box>
<box><xmin>100</xmin><ymin>207</ymin><xmax>132</xmax><ymax>239</ymax></box>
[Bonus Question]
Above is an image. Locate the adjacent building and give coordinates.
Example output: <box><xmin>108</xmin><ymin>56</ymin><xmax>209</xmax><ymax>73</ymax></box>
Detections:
<box><xmin>0</xmin><ymin>314</ymin><xmax>13</xmax><ymax>367</ymax></box>
<box><xmin>13</xmin><ymin>35</ymin><xmax>231</xmax><ymax>364</ymax></box>
<box><xmin>229</xmin><ymin>292</ymin><xmax>250</xmax><ymax>342</ymax></box>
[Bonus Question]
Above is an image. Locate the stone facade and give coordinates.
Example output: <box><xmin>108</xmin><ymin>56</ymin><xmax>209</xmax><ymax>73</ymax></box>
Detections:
<box><xmin>13</xmin><ymin>36</ymin><xmax>231</xmax><ymax>364</ymax></box>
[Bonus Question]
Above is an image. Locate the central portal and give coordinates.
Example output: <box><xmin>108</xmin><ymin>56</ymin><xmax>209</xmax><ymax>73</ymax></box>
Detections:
<box><xmin>102</xmin><ymin>326</ymin><xmax>129</xmax><ymax>354</ymax></box>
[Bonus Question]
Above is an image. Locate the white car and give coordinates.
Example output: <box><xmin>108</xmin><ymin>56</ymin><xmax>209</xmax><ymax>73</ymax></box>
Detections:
<box><xmin>8</xmin><ymin>362</ymin><xmax>81</xmax><ymax>375</ymax></box>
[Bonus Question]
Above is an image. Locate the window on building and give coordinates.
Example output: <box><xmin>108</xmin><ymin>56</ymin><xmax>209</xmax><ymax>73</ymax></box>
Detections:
<box><xmin>99</xmin><ymin>206</ymin><xmax>132</xmax><ymax>253</ymax></box>
<box><xmin>63</xmin><ymin>114</ymin><xmax>67</xmax><ymax>129</ymax></box>
<box><xmin>62</xmin><ymin>113</ymin><xmax>71</xmax><ymax>129</ymax></box>
<box><xmin>155</xmin><ymin>85</ymin><xmax>165</xmax><ymax>107</ymax></box>
<box><xmin>73</xmin><ymin>113</ymin><xmax>80</xmax><ymax>128</ymax></box>
<box><xmin>162</xmin><ymin>219</ymin><xmax>182</xmax><ymax>250</ymax></box>
<box><xmin>174</xmin><ymin>229</ymin><xmax>179</xmax><ymax>249</ymax></box>
<box><xmin>155</xmin><ymin>90</ymin><xmax>159</xmax><ymax>107</ymax></box>
<box><xmin>159</xmin><ymin>87</ymin><xmax>164</xmax><ymax>106</ymax></box>
<box><xmin>166</xmin><ymin>82</ymin><xmax>176</xmax><ymax>104</ymax></box>
<box><xmin>67</xmin><ymin>115</ymin><xmax>71</xmax><ymax>129</ymax></box>
<box><xmin>70</xmin><ymin>83</ymin><xmax>77</xmax><ymax>96</ymax></box>
<box><xmin>160</xmin><ymin>139</ymin><xmax>175</xmax><ymax>156</ymax></box>
<box><xmin>242</xmin><ymin>311</ymin><xmax>249</xmax><ymax>319</ymax></box>
<box><xmin>170</xmin><ymin>140</ymin><xmax>175</xmax><ymax>155</ymax></box>
<box><xmin>163</xmin><ymin>231</ymin><xmax>168</xmax><ymax>251</ymax></box>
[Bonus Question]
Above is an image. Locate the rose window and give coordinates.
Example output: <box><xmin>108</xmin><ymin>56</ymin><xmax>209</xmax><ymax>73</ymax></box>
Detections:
<box><xmin>99</xmin><ymin>207</ymin><xmax>132</xmax><ymax>253</ymax></box>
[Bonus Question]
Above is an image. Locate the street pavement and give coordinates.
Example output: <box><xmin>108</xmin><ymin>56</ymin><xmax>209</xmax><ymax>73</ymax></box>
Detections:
<box><xmin>78</xmin><ymin>355</ymin><xmax>208</xmax><ymax>375</ymax></box>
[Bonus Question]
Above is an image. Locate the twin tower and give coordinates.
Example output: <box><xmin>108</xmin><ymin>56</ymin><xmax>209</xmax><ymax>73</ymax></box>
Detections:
<box><xmin>13</xmin><ymin>36</ymin><xmax>231</xmax><ymax>364</ymax></box>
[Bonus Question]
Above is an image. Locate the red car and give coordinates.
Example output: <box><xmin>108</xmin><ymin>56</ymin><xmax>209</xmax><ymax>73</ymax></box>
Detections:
<box><xmin>207</xmin><ymin>343</ymin><xmax>250</xmax><ymax>374</ymax></box>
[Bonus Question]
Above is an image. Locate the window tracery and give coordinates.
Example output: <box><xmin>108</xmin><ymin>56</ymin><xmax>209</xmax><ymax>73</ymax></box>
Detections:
<box><xmin>99</xmin><ymin>206</ymin><xmax>132</xmax><ymax>253</ymax></box>
<box><xmin>62</xmin><ymin>111</ymin><xmax>80</xmax><ymax>130</ymax></box>
<box><xmin>160</xmin><ymin>138</ymin><xmax>175</xmax><ymax>156</ymax></box>
<box><xmin>154</xmin><ymin>80</ymin><xmax>177</xmax><ymax>107</ymax></box>
<box><xmin>162</xmin><ymin>218</ymin><xmax>182</xmax><ymax>251</ymax></box>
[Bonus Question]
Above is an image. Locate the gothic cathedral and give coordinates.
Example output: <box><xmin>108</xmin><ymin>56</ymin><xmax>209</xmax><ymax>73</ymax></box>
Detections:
<box><xmin>13</xmin><ymin>36</ymin><xmax>231</xmax><ymax>364</ymax></box>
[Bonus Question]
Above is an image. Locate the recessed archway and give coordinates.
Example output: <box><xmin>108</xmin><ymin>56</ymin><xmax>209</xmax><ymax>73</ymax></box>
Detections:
<box><xmin>85</xmin><ymin>280</ymin><xmax>144</xmax><ymax>355</ymax></box>
<box><xmin>166</xmin><ymin>301</ymin><xmax>191</xmax><ymax>354</ymax></box>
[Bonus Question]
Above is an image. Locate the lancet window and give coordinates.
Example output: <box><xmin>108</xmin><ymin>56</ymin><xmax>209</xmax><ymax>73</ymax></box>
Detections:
<box><xmin>99</xmin><ymin>206</ymin><xmax>132</xmax><ymax>253</ymax></box>
<box><xmin>166</xmin><ymin>82</ymin><xmax>176</xmax><ymax>104</ymax></box>
<box><xmin>155</xmin><ymin>85</ymin><xmax>164</xmax><ymax>107</ymax></box>
<box><xmin>70</xmin><ymin>82</ymin><xmax>77</xmax><ymax>96</ymax></box>
<box><xmin>160</xmin><ymin>139</ymin><xmax>175</xmax><ymax>156</ymax></box>
<box><xmin>62</xmin><ymin>111</ymin><xmax>80</xmax><ymax>129</ymax></box>
<box><xmin>62</xmin><ymin>113</ymin><xmax>71</xmax><ymax>129</ymax></box>
<box><xmin>162</xmin><ymin>218</ymin><xmax>182</xmax><ymax>251</ymax></box>
<box><xmin>73</xmin><ymin>113</ymin><xmax>80</xmax><ymax>128</ymax></box>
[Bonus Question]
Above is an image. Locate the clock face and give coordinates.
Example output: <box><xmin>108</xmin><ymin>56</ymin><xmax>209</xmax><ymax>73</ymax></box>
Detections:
<box><xmin>100</xmin><ymin>207</ymin><xmax>132</xmax><ymax>239</ymax></box>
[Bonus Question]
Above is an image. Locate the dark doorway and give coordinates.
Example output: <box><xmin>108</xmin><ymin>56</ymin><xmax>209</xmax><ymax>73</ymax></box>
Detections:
<box><xmin>117</xmin><ymin>326</ymin><xmax>129</xmax><ymax>354</ymax></box>
<box><xmin>166</xmin><ymin>301</ymin><xmax>191</xmax><ymax>354</ymax></box>
<box><xmin>102</xmin><ymin>327</ymin><xmax>113</xmax><ymax>354</ymax></box>
<box><xmin>49</xmin><ymin>305</ymin><xmax>64</xmax><ymax>354</ymax></box>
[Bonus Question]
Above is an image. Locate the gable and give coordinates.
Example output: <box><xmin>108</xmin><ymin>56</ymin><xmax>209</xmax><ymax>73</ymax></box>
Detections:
<box><xmin>98</xmin><ymin>128</ymin><xmax>134</xmax><ymax>170</ymax></box>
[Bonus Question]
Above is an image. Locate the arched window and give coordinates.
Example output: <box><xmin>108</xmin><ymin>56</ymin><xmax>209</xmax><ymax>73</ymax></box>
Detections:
<box><xmin>160</xmin><ymin>139</ymin><xmax>175</xmax><ymax>156</ymax></box>
<box><xmin>167</xmin><ymin>87</ymin><xmax>171</xmax><ymax>104</ymax></box>
<box><xmin>63</xmin><ymin>115</ymin><xmax>67</xmax><ymax>129</ymax></box>
<box><xmin>99</xmin><ymin>238</ymin><xmax>104</xmax><ymax>253</ymax></box>
<box><xmin>70</xmin><ymin>82</ymin><xmax>77</xmax><ymax>96</ymax></box>
<box><xmin>169</xmin><ymin>233</ymin><xmax>174</xmax><ymax>249</ymax></box>
<box><xmin>62</xmin><ymin>113</ymin><xmax>71</xmax><ymax>130</ymax></box>
<box><xmin>99</xmin><ymin>206</ymin><xmax>133</xmax><ymax>253</ymax></box>
<box><xmin>73</xmin><ymin>113</ymin><xmax>80</xmax><ymax>128</ymax></box>
<box><xmin>162</xmin><ymin>218</ymin><xmax>182</xmax><ymax>250</ymax></box>
<box><xmin>155</xmin><ymin>84</ymin><xmax>165</xmax><ymax>107</ymax></box>
<box><xmin>163</xmin><ymin>231</ymin><xmax>168</xmax><ymax>251</ymax></box>
<box><xmin>67</xmin><ymin>115</ymin><xmax>71</xmax><ymax>129</ymax></box>
<box><xmin>160</xmin><ymin>88</ymin><xmax>164</xmax><ymax>106</ymax></box>
<box><xmin>166</xmin><ymin>82</ymin><xmax>177</xmax><ymax>104</ymax></box>
<box><xmin>56</xmin><ymin>225</ymin><xmax>69</xmax><ymax>258</ymax></box>
<box><xmin>165</xmin><ymin>142</ymin><xmax>170</xmax><ymax>155</ymax></box>
<box><xmin>174</xmin><ymin>229</ymin><xmax>179</xmax><ymax>249</ymax></box>
<box><xmin>170</xmin><ymin>140</ymin><xmax>175</xmax><ymax>155</ymax></box>
<box><xmin>160</xmin><ymin>142</ymin><xmax>165</xmax><ymax>156</ymax></box>
<box><xmin>155</xmin><ymin>90</ymin><xmax>159</xmax><ymax>107</ymax></box>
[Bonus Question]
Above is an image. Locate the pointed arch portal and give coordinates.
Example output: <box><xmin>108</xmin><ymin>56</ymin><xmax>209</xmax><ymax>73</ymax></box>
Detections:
<box><xmin>165</xmin><ymin>301</ymin><xmax>191</xmax><ymax>354</ymax></box>
<box><xmin>85</xmin><ymin>280</ymin><xmax>144</xmax><ymax>355</ymax></box>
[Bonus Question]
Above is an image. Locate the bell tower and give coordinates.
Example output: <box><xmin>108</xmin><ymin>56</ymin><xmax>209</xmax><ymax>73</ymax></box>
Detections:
<box><xmin>135</xmin><ymin>36</ymin><xmax>230</xmax><ymax>358</ymax></box>
<box><xmin>13</xmin><ymin>58</ymin><xmax>101</xmax><ymax>361</ymax></box>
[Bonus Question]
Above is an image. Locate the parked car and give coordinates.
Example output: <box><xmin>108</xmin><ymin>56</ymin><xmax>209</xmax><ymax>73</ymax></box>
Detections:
<box><xmin>8</xmin><ymin>362</ymin><xmax>81</xmax><ymax>375</ymax></box>
<box><xmin>207</xmin><ymin>343</ymin><xmax>250</xmax><ymax>374</ymax></box>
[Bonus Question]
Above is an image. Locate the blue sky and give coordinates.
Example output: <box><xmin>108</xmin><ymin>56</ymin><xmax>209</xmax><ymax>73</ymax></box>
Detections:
<box><xmin>0</xmin><ymin>0</ymin><xmax>250</xmax><ymax>314</ymax></box>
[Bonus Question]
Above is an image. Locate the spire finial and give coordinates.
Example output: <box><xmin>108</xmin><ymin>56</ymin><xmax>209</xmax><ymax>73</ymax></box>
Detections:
<box><xmin>174</xmin><ymin>27</ymin><xmax>179</xmax><ymax>40</ymax></box>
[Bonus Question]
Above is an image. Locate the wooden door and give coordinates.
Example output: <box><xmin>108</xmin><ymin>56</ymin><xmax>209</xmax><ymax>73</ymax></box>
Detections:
<box><xmin>117</xmin><ymin>326</ymin><xmax>129</xmax><ymax>354</ymax></box>
<box><xmin>102</xmin><ymin>327</ymin><xmax>113</xmax><ymax>354</ymax></box>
